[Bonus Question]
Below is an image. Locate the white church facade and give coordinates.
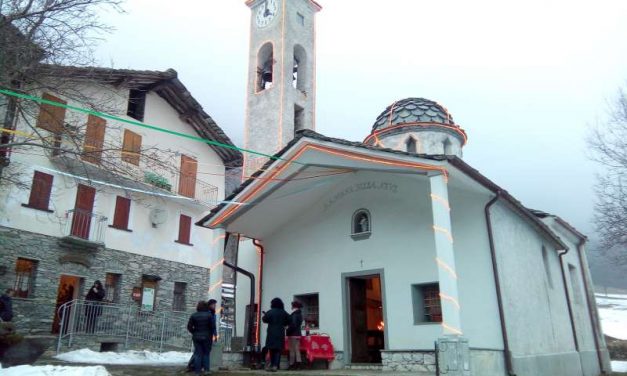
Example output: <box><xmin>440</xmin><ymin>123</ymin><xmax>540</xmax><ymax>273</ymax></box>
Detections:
<box><xmin>199</xmin><ymin>1</ymin><xmax>611</xmax><ymax>375</ymax></box>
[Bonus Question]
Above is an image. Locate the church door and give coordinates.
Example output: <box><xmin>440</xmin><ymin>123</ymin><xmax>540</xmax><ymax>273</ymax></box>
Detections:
<box><xmin>348</xmin><ymin>274</ymin><xmax>385</xmax><ymax>364</ymax></box>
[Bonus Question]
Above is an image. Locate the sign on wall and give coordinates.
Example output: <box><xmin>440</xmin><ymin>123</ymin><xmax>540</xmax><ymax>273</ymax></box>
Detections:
<box><xmin>141</xmin><ymin>287</ymin><xmax>155</xmax><ymax>311</ymax></box>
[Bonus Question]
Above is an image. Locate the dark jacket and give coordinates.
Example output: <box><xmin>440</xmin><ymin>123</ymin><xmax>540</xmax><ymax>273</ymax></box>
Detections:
<box><xmin>286</xmin><ymin>309</ymin><xmax>303</xmax><ymax>337</ymax></box>
<box><xmin>85</xmin><ymin>286</ymin><xmax>105</xmax><ymax>302</ymax></box>
<box><xmin>187</xmin><ymin>311</ymin><xmax>216</xmax><ymax>341</ymax></box>
<box><xmin>0</xmin><ymin>294</ymin><xmax>13</xmax><ymax>322</ymax></box>
<box><xmin>262</xmin><ymin>308</ymin><xmax>290</xmax><ymax>349</ymax></box>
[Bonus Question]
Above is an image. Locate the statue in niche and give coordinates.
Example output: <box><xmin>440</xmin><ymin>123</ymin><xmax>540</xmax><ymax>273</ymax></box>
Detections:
<box><xmin>355</xmin><ymin>212</ymin><xmax>370</xmax><ymax>234</ymax></box>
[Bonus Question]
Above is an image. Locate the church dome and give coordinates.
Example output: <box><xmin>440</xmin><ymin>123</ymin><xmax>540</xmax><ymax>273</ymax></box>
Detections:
<box><xmin>365</xmin><ymin>97</ymin><xmax>467</xmax><ymax>158</ymax></box>
<box><xmin>371</xmin><ymin>98</ymin><xmax>455</xmax><ymax>131</ymax></box>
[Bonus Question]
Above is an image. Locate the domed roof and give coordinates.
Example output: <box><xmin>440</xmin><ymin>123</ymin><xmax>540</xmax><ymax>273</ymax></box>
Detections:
<box><xmin>372</xmin><ymin>97</ymin><xmax>456</xmax><ymax>132</ymax></box>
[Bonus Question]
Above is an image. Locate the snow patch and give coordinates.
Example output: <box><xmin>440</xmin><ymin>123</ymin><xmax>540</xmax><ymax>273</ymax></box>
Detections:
<box><xmin>0</xmin><ymin>364</ymin><xmax>110</xmax><ymax>376</ymax></box>
<box><xmin>596</xmin><ymin>294</ymin><xmax>627</xmax><ymax>341</ymax></box>
<box><xmin>613</xmin><ymin>360</ymin><xmax>627</xmax><ymax>373</ymax></box>
<box><xmin>55</xmin><ymin>348</ymin><xmax>192</xmax><ymax>365</ymax></box>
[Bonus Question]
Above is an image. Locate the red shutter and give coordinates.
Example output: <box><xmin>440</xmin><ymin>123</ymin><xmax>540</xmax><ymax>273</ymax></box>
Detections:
<box><xmin>178</xmin><ymin>155</ymin><xmax>197</xmax><ymax>198</ymax></box>
<box><xmin>28</xmin><ymin>171</ymin><xmax>53</xmax><ymax>210</ymax></box>
<box><xmin>37</xmin><ymin>93</ymin><xmax>67</xmax><ymax>133</ymax></box>
<box><xmin>71</xmin><ymin>184</ymin><xmax>96</xmax><ymax>239</ymax></box>
<box><xmin>112</xmin><ymin>196</ymin><xmax>131</xmax><ymax>229</ymax></box>
<box><xmin>178</xmin><ymin>214</ymin><xmax>192</xmax><ymax>245</ymax></box>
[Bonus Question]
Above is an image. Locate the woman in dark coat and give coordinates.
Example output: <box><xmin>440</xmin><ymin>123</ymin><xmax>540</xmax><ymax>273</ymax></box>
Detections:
<box><xmin>187</xmin><ymin>301</ymin><xmax>216</xmax><ymax>375</ymax></box>
<box><xmin>84</xmin><ymin>280</ymin><xmax>105</xmax><ymax>333</ymax></box>
<box><xmin>262</xmin><ymin>298</ymin><xmax>290</xmax><ymax>372</ymax></box>
<box><xmin>286</xmin><ymin>301</ymin><xmax>303</xmax><ymax>370</ymax></box>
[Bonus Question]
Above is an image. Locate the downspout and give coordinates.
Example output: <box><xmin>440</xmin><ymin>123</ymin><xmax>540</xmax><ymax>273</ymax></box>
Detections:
<box><xmin>576</xmin><ymin>239</ymin><xmax>607</xmax><ymax>374</ymax></box>
<box><xmin>253</xmin><ymin>239</ymin><xmax>264</xmax><ymax>347</ymax></box>
<box><xmin>223</xmin><ymin>260</ymin><xmax>256</xmax><ymax>350</ymax></box>
<box><xmin>484</xmin><ymin>192</ymin><xmax>516</xmax><ymax>376</ymax></box>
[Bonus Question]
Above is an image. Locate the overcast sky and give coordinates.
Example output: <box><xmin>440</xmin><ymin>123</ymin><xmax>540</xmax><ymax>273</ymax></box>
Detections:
<box><xmin>95</xmin><ymin>0</ymin><xmax>627</xmax><ymax>239</ymax></box>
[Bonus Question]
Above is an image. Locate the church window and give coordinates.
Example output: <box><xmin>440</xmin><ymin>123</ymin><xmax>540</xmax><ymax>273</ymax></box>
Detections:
<box><xmin>406</xmin><ymin>137</ymin><xmax>417</xmax><ymax>153</ymax></box>
<box><xmin>294</xmin><ymin>293</ymin><xmax>319</xmax><ymax>329</ymax></box>
<box><xmin>297</xmin><ymin>12</ymin><xmax>305</xmax><ymax>26</ymax></box>
<box><xmin>294</xmin><ymin>104</ymin><xmax>304</xmax><ymax>132</ymax></box>
<box><xmin>351</xmin><ymin>209</ymin><xmax>371</xmax><ymax>239</ymax></box>
<box><xmin>411</xmin><ymin>283</ymin><xmax>442</xmax><ymax>324</ymax></box>
<box><xmin>293</xmin><ymin>45</ymin><xmax>307</xmax><ymax>92</ymax></box>
<box><xmin>542</xmin><ymin>246</ymin><xmax>553</xmax><ymax>289</ymax></box>
<box><xmin>256</xmin><ymin>43</ymin><xmax>274</xmax><ymax>92</ymax></box>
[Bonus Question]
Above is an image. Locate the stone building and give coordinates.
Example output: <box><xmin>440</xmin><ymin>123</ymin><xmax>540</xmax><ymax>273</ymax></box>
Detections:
<box><xmin>0</xmin><ymin>66</ymin><xmax>240</xmax><ymax>338</ymax></box>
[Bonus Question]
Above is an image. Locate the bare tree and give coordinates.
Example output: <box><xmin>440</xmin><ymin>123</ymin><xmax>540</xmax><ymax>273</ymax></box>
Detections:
<box><xmin>588</xmin><ymin>86</ymin><xmax>627</xmax><ymax>264</ymax></box>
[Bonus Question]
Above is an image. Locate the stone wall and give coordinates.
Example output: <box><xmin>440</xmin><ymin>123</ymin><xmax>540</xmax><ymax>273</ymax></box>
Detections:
<box><xmin>0</xmin><ymin>226</ymin><xmax>210</xmax><ymax>338</ymax></box>
<box><xmin>381</xmin><ymin>350</ymin><xmax>436</xmax><ymax>373</ymax></box>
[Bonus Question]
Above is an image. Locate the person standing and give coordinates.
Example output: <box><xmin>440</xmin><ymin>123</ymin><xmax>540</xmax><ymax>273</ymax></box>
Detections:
<box><xmin>0</xmin><ymin>289</ymin><xmax>14</xmax><ymax>322</ymax></box>
<box><xmin>287</xmin><ymin>301</ymin><xmax>303</xmax><ymax>370</ymax></box>
<box><xmin>262</xmin><ymin>298</ymin><xmax>290</xmax><ymax>372</ymax></box>
<box><xmin>187</xmin><ymin>301</ymin><xmax>215</xmax><ymax>375</ymax></box>
<box><xmin>84</xmin><ymin>280</ymin><xmax>105</xmax><ymax>333</ymax></box>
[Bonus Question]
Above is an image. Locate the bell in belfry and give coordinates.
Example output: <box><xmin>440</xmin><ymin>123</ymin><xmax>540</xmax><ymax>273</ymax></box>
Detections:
<box><xmin>261</xmin><ymin>60</ymin><xmax>273</xmax><ymax>83</ymax></box>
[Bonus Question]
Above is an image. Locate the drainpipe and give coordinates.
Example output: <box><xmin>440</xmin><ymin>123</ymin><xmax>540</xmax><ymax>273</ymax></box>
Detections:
<box><xmin>252</xmin><ymin>239</ymin><xmax>264</xmax><ymax>346</ymax></box>
<box><xmin>484</xmin><ymin>192</ymin><xmax>516</xmax><ymax>376</ymax></box>
<box><xmin>576</xmin><ymin>239</ymin><xmax>607</xmax><ymax>374</ymax></box>
<box><xmin>223</xmin><ymin>260</ymin><xmax>256</xmax><ymax>350</ymax></box>
<box><xmin>558</xmin><ymin>247</ymin><xmax>580</xmax><ymax>353</ymax></box>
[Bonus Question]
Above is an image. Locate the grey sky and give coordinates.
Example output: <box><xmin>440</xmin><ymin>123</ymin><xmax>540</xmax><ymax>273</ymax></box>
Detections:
<box><xmin>95</xmin><ymin>0</ymin><xmax>627</xmax><ymax>239</ymax></box>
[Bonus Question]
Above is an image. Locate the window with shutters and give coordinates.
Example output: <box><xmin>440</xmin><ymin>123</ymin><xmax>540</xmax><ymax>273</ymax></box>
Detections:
<box><xmin>22</xmin><ymin>171</ymin><xmax>54</xmax><ymax>212</ymax></box>
<box><xmin>82</xmin><ymin>115</ymin><xmax>106</xmax><ymax>164</ymax></box>
<box><xmin>36</xmin><ymin>93</ymin><xmax>67</xmax><ymax>133</ymax></box>
<box><xmin>121</xmin><ymin>129</ymin><xmax>141</xmax><ymax>165</ymax></box>
<box><xmin>110</xmin><ymin>196</ymin><xmax>131</xmax><ymax>231</ymax></box>
<box><xmin>173</xmin><ymin>282</ymin><xmax>187</xmax><ymax>311</ymax></box>
<box><xmin>104</xmin><ymin>273</ymin><xmax>121</xmax><ymax>303</ymax></box>
<box><xmin>176</xmin><ymin>214</ymin><xmax>193</xmax><ymax>245</ymax></box>
<box><xmin>14</xmin><ymin>258</ymin><xmax>38</xmax><ymax>298</ymax></box>
<box><xmin>178</xmin><ymin>155</ymin><xmax>197</xmax><ymax>198</ymax></box>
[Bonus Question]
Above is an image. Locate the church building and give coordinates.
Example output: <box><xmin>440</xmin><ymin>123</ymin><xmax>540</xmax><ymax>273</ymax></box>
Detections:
<box><xmin>198</xmin><ymin>1</ymin><xmax>611</xmax><ymax>375</ymax></box>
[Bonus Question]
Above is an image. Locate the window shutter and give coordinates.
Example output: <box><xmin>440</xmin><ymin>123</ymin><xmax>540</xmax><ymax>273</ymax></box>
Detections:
<box><xmin>178</xmin><ymin>155</ymin><xmax>197</xmax><ymax>198</ymax></box>
<box><xmin>37</xmin><ymin>93</ymin><xmax>67</xmax><ymax>133</ymax></box>
<box><xmin>122</xmin><ymin>129</ymin><xmax>141</xmax><ymax>165</ymax></box>
<box><xmin>82</xmin><ymin>115</ymin><xmax>106</xmax><ymax>164</ymax></box>
<box><xmin>28</xmin><ymin>171</ymin><xmax>54</xmax><ymax>210</ymax></box>
<box><xmin>178</xmin><ymin>214</ymin><xmax>192</xmax><ymax>244</ymax></box>
<box><xmin>112</xmin><ymin>196</ymin><xmax>131</xmax><ymax>229</ymax></box>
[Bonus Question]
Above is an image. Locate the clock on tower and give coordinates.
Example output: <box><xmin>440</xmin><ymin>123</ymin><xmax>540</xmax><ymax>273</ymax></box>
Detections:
<box><xmin>243</xmin><ymin>0</ymin><xmax>322</xmax><ymax>177</ymax></box>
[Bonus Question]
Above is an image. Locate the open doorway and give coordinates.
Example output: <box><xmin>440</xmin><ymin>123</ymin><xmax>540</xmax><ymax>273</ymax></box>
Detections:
<box><xmin>347</xmin><ymin>274</ymin><xmax>385</xmax><ymax>364</ymax></box>
<box><xmin>52</xmin><ymin>275</ymin><xmax>82</xmax><ymax>334</ymax></box>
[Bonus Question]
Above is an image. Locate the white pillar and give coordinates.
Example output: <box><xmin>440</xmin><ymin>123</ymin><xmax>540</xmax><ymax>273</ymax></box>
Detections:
<box><xmin>208</xmin><ymin>228</ymin><xmax>226</xmax><ymax>310</ymax></box>
<box><xmin>430</xmin><ymin>174</ymin><xmax>471</xmax><ymax>375</ymax></box>
<box><xmin>430</xmin><ymin>174</ymin><xmax>462</xmax><ymax>335</ymax></box>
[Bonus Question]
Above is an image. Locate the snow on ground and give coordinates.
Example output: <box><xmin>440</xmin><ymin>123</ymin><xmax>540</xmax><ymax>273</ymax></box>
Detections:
<box><xmin>0</xmin><ymin>364</ymin><xmax>110</xmax><ymax>376</ymax></box>
<box><xmin>55</xmin><ymin>348</ymin><xmax>192</xmax><ymax>365</ymax></box>
<box><xmin>613</xmin><ymin>360</ymin><xmax>627</xmax><ymax>372</ymax></box>
<box><xmin>596</xmin><ymin>293</ymin><xmax>627</xmax><ymax>341</ymax></box>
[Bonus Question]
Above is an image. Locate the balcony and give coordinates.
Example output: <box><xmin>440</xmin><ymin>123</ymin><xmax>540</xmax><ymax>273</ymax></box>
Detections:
<box><xmin>142</xmin><ymin>168</ymin><xmax>219</xmax><ymax>207</ymax></box>
<box><xmin>58</xmin><ymin>209</ymin><xmax>108</xmax><ymax>256</ymax></box>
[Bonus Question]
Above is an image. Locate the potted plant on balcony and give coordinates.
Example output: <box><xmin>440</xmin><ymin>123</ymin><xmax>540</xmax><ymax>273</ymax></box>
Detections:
<box><xmin>144</xmin><ymin>171</ymin><xmax>172</xmax><ymax>191</ymax></box>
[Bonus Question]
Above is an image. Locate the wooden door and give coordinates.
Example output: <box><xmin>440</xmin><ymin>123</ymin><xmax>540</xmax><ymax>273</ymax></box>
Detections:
<box><xmin>71</xmin><ymin>185</ymin><xmax>96</xmax><ymax>239</ymax></box>
<box><xmin>178</xmin><ymin>155</ymin><xmax>197</xmax><ymax>198</ymax></box>
<box><xmin>349</xmin><ymin>277</ymin><xmax>369</xmax><ymax>363</ymax></box>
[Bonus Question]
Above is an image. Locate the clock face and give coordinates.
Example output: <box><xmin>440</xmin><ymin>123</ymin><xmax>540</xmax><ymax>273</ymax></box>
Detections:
<box><xmin>256</xmin><ymin>0</ymin><xmax>278</xmax><ymax>28</ymax></box>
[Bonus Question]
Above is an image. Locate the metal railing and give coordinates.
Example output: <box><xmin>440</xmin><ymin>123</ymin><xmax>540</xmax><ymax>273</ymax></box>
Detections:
<box><xmin>64</xmin><ymin>209</ymin><xmax>108</xmax><ymax>243</ymax></box>
<box><xmin>142</xmin><ymin>167</ymin><xmax>219</xmax><ymax>207</ymax></box>
<box><xmin>57</xmin><ymin>299</ymin><xmax>232</xmax><ymax>354</ymax></box>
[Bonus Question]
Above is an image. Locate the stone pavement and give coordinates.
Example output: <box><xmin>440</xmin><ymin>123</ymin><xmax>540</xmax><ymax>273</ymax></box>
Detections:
<box><xmin>102</xmin><ymin>365</ymin><xmax>431</xmax><ymax>376</ymax></box>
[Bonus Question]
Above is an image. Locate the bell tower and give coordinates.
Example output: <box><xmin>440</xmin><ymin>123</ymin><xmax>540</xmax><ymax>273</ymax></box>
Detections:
<box><xmin>243</xmin><ymin>0</ymin><xmax>321</xmax><ymax>177</ymax></box>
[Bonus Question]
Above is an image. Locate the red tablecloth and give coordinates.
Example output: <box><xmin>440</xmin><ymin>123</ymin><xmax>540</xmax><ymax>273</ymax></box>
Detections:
<box><xmin>284</xmin><ymin>335</ymin><xmax>335</xmax><ymax>363</ymax></box>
